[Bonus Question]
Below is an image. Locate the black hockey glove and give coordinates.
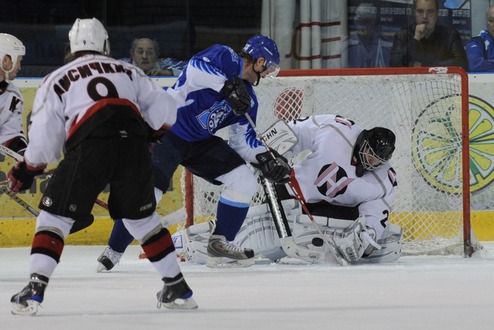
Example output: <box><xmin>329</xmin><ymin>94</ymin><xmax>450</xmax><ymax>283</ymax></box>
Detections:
<box><xmin>8</xmin><ymin>161</ymin><xmax>46</xmax><ymax>193</ymax></box>
<box><xmin>253</xmin><ymin>149</ymin><xmax>291</xmax><ymax>184</ymax></box>
<box><xmin>220</xmin><ymin>75</ymin><xmax>251</xmax><ymax>116</ymax></box>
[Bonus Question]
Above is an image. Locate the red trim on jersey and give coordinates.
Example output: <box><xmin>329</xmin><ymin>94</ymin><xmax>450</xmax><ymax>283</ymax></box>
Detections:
<box><xmin>66</xmin><ymin>98</ymin><xmax>141</xmax><ymax>141</ymax></box>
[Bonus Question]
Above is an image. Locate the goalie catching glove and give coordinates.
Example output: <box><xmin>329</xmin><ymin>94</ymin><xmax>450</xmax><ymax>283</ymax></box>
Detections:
<box><xmin>220</xmin><ymin>75</ymin><xmax>251</xmax><ymax>116</ymax></box>
<box><xmin>8</xmin><ymin>161</ymin><xmax>46</xmax><ymax>193</ymax></box>
<box><xmin>253</xmin><ymin>149</ymin><xmax>291</xmax><ymax>184</ymax></box>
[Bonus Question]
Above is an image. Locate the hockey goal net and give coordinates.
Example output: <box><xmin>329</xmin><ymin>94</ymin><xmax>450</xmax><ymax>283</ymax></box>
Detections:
<box><xmin>181</xmin><ymin>67</ymin><xmax>477</xmax><ymax>257</ymax></box>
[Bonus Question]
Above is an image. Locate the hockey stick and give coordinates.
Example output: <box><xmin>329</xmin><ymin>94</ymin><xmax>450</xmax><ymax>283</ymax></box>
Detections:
<box><xmin>0</xmin><ymin>144</ymin><xmax>23</xmax><ymax>162</ymax></box>
<box><xmin>0</xmin><ymin>145</ymin><xmax>108</xmax><ymax>210</ymax></box>
<box><xmin>0</xmin><ymin>182</ymin><xmax>39</xmax><ymax>216</ymax></box>
<box><xmin>245</xmin><ymin>113</ymin><xmax>348</xmax><ymax>266</ymax></box>
<box><xmin>0</xmin><ymin>145</ymin><xmax>55</xmax><ymax>177</ymax></box>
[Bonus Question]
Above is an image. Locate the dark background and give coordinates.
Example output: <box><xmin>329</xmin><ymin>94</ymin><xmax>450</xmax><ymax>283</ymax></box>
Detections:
<box><xmin>0</xmin><ymin>0</ymin><xmax>262</xmax><ymax>75</ymax></box>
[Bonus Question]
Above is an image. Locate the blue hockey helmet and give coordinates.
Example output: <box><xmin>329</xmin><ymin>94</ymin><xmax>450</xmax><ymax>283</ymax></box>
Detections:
<box><xmin>242</xmin><ymin>35</ymin><xmax>280</xmax><ymax>77</ymax></box>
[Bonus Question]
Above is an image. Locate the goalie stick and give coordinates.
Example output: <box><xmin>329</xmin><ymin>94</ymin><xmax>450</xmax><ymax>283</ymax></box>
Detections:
<box><xmin>245</xmin><ymin>113</ymin><xmax>349</xmax><ymax>266</ymax></box>
<box><xmin>260</xmin><ymin>175</ymin><xmax>323</xmax><ymax>263</ymax></box>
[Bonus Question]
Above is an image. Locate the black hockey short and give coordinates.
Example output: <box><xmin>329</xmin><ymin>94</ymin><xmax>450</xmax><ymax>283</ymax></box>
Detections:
<box><xmin>152</xmin><ymin>130</ymin><xmax>246</xmax><ymax>192</ymax></box>
<box><xmin>275</xmin><ymin>185</ymin><xmax>359</xmax><ymax>220</ymax></box>
<box><xmin>39</xmin><ymin>118</ymin><xmax>156</xmax><ymax>222</ymax></box>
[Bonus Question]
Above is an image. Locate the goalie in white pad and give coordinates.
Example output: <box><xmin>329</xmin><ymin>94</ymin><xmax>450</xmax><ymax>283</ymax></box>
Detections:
<box><xmin>183</xmin><ymin>114</ymin><xmax>402</xmax><ymax>264</ymax></box>
<box><xmin>182</xmin><ymin>201</ymin><xmax>402</xmax><ymax>264</ymax></box>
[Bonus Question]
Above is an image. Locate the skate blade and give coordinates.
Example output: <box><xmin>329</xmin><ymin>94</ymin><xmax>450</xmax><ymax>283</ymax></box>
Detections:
<box><xmin>206</xmin><ymin>257</ymin><xmax>255</xmax><ymax>268</ymax></box>
<box><xmin>159</xmin><ymin>297</ymin><xmax>198</xmax><ymax>310</ymax></box>
<box><xmin>11</xmin><ymin>300</ymin><xmax>40</xmax><ymax>316</ymax></box>
<box><xmin>96</xmin><ymin>262</ymin><xmax>111</xmax><ymax>273</ymax></box>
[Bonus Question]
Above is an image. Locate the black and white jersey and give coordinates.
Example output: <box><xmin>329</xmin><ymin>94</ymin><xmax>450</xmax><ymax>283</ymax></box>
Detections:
<box><xmin>25</xmin><ymin>54</ymin><xmax>178</xmax><ymax>166</ymax></box>
<box><xmin>287</xmin><ymin>114</ymin><xmax>398</xmax><ymax>238</ymax></box>
<box><xmin>0</xmin><ymin>80</ymin><xmax>24</xmax><ymax>145</ymax></box>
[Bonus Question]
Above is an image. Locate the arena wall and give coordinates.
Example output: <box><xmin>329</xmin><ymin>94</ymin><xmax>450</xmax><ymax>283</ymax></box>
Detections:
<box><xmin>2</xmin><ymin>74</ymin><xmax>494</xmax><ymax>247</ymax></box>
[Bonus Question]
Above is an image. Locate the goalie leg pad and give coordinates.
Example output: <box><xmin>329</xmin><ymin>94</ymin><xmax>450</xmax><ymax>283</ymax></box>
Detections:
<box><xmin>360</xmin><ymin>223</ymin><xmax>403</xmax><ymax>263</ymax></box>
<box><xmin>183</xmin><ymin>221</ymin><xmax>215</xmax><ymax>264</ymax></box>
<box><xmin>183</xmin><ymin>215</ymin><xmax>286</xmax><ymax>264</ymax></box>
<box><xmin>234</xmin><ymin>213</ymin><xmax>284</xmax><ymax>262</ymax></box>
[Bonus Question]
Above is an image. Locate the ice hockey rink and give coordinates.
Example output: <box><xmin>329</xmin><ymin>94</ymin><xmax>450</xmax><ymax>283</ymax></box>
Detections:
<box><xmin>1</xmin><ymin>243</ymin><xmax>493</xmax><ymax>330</ymax></box>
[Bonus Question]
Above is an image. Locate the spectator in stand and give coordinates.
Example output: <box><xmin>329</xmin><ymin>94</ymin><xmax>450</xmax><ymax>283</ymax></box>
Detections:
<box><xmin>348</xmin><ymin>2</ymin><xmax>392</xmax><ymax>68</ymax></box>
<box><xmin>389</xmin><ymin>0</ymin><xmax>468</xmax><ymax>71</ymax></box>
<box><xmin>466</xmin><ymin>5</ymin><xmax>494</xmax><ymax>72</ymax></box>
<box><xmin>120</xmin><ymin>38</ymin><xmax>187</xmax><ymax>76</ymax></box>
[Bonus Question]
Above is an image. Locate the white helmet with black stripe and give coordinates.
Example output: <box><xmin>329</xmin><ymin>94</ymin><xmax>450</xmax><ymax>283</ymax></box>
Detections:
<box><xmin>69</xmin><ymin>17</ymin><xmax>110</xmax><ymax>55</ymax></box>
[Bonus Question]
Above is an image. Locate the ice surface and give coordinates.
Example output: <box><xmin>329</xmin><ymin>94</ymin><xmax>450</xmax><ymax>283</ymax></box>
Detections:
<box><xmin>1</xmin><ymin>244</ymin><xmax>494</xmax><ymax>330</ymax></box>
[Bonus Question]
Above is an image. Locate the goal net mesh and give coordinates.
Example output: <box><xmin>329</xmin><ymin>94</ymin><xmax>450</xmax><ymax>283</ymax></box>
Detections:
<box><xmin>181</xmin><ymin>68</ymin><xmax>475</xmax><ymax>256</ymax></box>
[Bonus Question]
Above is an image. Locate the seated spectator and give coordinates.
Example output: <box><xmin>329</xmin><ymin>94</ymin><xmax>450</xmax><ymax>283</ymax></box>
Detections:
<box><xmin>389</xmin><ymin>0</ymin><xmax>468</xmax><ymax>71</ymax></box>
<box><xmin>466</xmin><ymin>5</ymin><xmax>494</xmax><ymax>72</ymax></box>
<box><xmin>348</xmin><ymin>2</ymin><xmax>392</xmax><ymax>68</ymax></box>
<box><xmin>120</xmin><ymin>38</ymin><xmax>187</xmax><ymax>76</ymax></box>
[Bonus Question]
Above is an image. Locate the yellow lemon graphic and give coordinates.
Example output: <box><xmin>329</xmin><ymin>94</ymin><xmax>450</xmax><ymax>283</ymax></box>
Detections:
<box><xmin>468</xmin><ymin>95</ymin><xmax>494</xmax><ymax>192</ymax></box>
<box><xmin>412</xmin><ymin>95</ymin><xmax>494</xmax><ymax>194</ymax></box>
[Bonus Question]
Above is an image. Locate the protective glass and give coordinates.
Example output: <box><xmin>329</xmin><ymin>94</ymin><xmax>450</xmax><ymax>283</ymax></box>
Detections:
<box><xmin>263</xmin><ymin>60</ymin><xmax>280</xmax><ymax>78</ymax></box>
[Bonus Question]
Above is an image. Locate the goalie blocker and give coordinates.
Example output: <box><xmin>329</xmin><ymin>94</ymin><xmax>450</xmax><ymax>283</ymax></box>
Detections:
<box><xmin>176</xmin><ymin>200</ymin><xmax>403</xmax><ymax>265</ymax></box>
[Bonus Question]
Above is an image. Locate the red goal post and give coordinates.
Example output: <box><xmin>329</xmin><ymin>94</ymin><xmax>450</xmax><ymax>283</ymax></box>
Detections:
<box><xmin>181</xmin><ymin>67</ymin><xmax>477</xmax><ymax>257</ymax></box>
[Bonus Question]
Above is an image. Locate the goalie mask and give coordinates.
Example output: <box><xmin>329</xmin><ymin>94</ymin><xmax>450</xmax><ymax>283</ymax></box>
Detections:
<box><xmin>0</xmin><ymin>33</ymin><xmax>25</xmax><ymax>75</ymax></box>
<box><xmin>354</xmin><ymin>127</ymin><xmax>396</xmax><ymax>177</ymax></box>
<box><xmin>243</xmin><ymin>35</ymin><xmax>281</xmax><ymax>81</ymax></box>
<box><xmin>69</xmin><ymin>18</ymin><xmax>110</xmax><ymax>55</ymax></box>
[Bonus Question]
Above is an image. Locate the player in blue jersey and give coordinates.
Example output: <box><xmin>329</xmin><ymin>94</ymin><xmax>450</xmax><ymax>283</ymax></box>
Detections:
<box><xmin>97</xmin><ymin>35</ymin><xmax>291</xmax><ymax>269</ymax></box>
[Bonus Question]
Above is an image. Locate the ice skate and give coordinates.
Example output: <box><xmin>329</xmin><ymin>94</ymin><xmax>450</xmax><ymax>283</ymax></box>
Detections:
<box><xmin>11</xmin><ymin>273</ymin><xmax>48</xmax><ymax>316</ymax></box>
<box><xmin>206</xmin><ymin>234</ymin><xmax>255</xmax><ymax>268</ymax></box>
<box><xmin>97</xmin><ymin>246</ymin><xmax>123</xmax><ymax>272</ymax></box>
<box><xmin>157</xmin><ymin>274</ymin><xmax>198</xmax><ymax>310</ymax></box>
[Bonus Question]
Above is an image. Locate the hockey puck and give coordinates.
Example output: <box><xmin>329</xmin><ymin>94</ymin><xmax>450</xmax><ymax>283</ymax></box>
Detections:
<box><xmin>312</xmin><ymin>237</ymin><xmax>324</xmax><ymax>247</ymax></box>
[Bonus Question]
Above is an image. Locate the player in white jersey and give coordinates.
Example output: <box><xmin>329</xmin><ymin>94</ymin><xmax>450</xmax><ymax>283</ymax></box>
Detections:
<box><xmin>183</xmin><ymin>114</ymin><xmax>402</xmax><ymax>265</ymax></box>
<box><xmin>0</xmin><ymin>33</ymin><xmax>27</xmax><ymax>155</ymax></box>
<box><xmin>8</xmin><ymin>18</ymin><xmax>197</xmax><ymax>316</ymax></box>
<box><xmin>284</xmin><ymin>115</ymin><xmax>396</xmax><ymax>237</ymax></box>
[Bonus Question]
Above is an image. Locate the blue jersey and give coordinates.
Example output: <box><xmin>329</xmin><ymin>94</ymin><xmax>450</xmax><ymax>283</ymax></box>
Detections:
<box><xmin>165</xmin><ymin>44</ymin><xmax>264</xmax><ymax>162</ymax></box>
<box><xmin>466</xmin><ymin>30</ymin><xmax>494</xmax><ymax>72</ymax></box>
